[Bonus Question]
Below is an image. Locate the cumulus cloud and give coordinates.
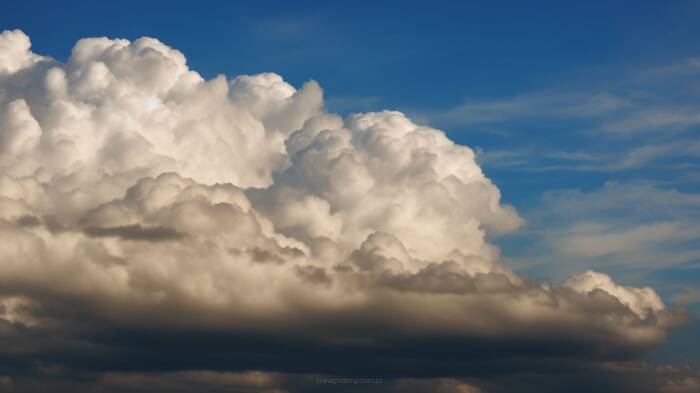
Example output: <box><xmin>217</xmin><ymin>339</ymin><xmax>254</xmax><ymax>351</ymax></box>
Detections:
<box><xmin>563</xmin><ymin>270</ymin><xmax>665</xmax><ymax>318</ymax></box>
<box><xmin>0</xmin><ymin>30</ymin><xmax>691</xmax><ymax>392</ymax></box>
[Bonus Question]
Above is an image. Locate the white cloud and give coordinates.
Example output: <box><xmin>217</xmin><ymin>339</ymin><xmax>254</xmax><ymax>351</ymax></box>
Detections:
<box><xmin>563</xmin><ymin>270</ymin><xmax>665</xmax><ymax>318</ymax></box>
<box><xmin>0</xmin><ymin>30</ymin><xmax>687</xmax><ymax>388</ymax></box>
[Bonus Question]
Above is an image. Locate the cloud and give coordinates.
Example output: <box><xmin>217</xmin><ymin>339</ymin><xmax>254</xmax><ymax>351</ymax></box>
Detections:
<box><xmin>563</xmin><ymin>270</ymin><xmax>665</xmax><ymax>318</ymax></box>
<box><xmin>473</xmin><ymin>140</ymin><xmax>700</xmax><ymax>174</ymax></box>
<box><xmin>600</xmin><ymin>107</ymin><xmax>700</xmax><ymax>135</ymax></box>
<box><xmin>83</xmin><ymin>224</ymin><xmax>184</xmax><ymax>241</ymax></box>
<box><xmin>0</xmin><ymin>363</ymin><xmax>698</xmax><ymax>393</ymax></box>
<box><xmin>0</xmin><ymin>30</ymin><xmax>692</xmax><ymax>392</ymax></box>
<box><xmin>671</xmin><ymin>287</ymin><xmax>700</xmax><ymax>307</ymax></box>
<box><xmin>425</xmin><ymin>56</ymin><xmax>700</xmax><ymax>180</ymax></box>
<box><xmin>506</xmin><ymin>182</ymin><xmax>700</xmax><ymax>282</ymax></box>
<box><xmin>427</xmin><ymin>55</ymin><xmax>700</xmax><ymax>137</ymax></box>
<box><xmin>428</xmin><ymin>91</ymin><xmax>628</xmax><ymax>127</ymax></box>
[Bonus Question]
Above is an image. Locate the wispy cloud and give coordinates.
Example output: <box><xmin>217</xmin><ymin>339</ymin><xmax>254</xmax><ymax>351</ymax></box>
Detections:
<box><xmin>504</xmin><ymin>182</ymin><xmax>700</xmax><ymax>279</ymax></box>
<box><xmin>430</xmin><ymin>91</ymin><xmax>629</xmax><ymax>127</ymax></box>
<box><xmin>600</xmin><ymin>106</ymin><xmax>700</xmax><ymax>135</ymax></box>
<box><xmin>671</xmin><ymin>286</ymin><xmax>700</xmax><ymax>307</ymax></box>
<box><xmin>429</xmin><ymin>55</ymin><xmax>700</xmax><ymax>133</ymax></box>
<box><xmin>427</xmin><ymin>56</ymin><xmax>700</xmax><ymax>178</ymax></box>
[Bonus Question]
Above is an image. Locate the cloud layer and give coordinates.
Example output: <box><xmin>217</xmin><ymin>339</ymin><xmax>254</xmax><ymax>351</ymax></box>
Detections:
<box><xmin>0</xmin><ymin>30</ymin><xmax>690</xmax><ymax>392</ymax></box>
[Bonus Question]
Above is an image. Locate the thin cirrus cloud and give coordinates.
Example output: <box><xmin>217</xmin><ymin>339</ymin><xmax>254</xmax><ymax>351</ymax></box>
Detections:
<box><xmin>426</xmin><ymin>56</ymin><xmax>700</xmax><ymax>135</ymax></box>
<box><xmin>475</xmin><ymin>141</ymin><xmax>700</xmax><ymax>173</ymax></box>
<box><xmin>423</xmin><ymin>57</ymin><xmax>700</xmax><ymax>176</ymax></box>
<box><xmin>0</xmin><ymin>29</ymin><xmax>694</xmax><ymax>392</ymax></box>
<box><xmin>510</xmin><ymin>181</ymin><xmax>700</xmax><ymax>279</ymax></box>
<box><xmin>429</xmin><ymin>91</ymin><xmax>630</xmax><ymax>127</ymax></box>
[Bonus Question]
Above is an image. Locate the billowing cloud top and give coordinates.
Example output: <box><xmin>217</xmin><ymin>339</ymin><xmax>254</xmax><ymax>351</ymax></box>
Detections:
<box><xmin>0</xmin><ymin>29</ymin><xmax>689</xmax><ymax>392</ymax></box>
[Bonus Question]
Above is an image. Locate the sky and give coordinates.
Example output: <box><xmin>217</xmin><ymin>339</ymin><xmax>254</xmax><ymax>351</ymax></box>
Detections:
<box><xmin>1</xmin><ymin>1</ymin><xmax>699</xmax><ymax>392</ymax></box>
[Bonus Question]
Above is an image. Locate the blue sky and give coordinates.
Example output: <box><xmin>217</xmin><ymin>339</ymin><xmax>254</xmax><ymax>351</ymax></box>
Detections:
<box><xmin>3</xmin><ymin>0</ymin><xmax>699</xmax><ymax>368</ymax></box>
